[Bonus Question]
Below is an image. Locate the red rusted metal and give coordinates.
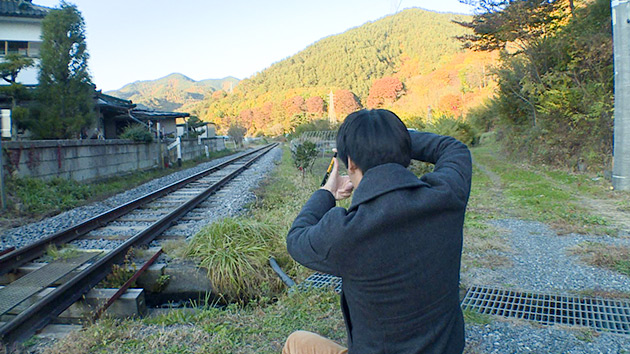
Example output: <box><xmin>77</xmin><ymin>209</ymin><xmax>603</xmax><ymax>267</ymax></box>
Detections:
<box><xmin>0</xmin><ymin>247</ymin><xmax>15</xmax><ymax>257</ymax></box>
<box><xmin>93</xmin><ymin>248</ymin><xmax>163</xmax><ymax>320</ymax></box>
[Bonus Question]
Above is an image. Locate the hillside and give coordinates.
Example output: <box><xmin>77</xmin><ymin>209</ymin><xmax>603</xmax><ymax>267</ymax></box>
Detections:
<box><xmin>194</xmin><ymin>8</ymin><xmax>499</xmax><ymax>135</ymax></box>
<box><xmin>106</xmin><ymin>73</ymin><xmax>240</xmax><ymax>112</ymax></box>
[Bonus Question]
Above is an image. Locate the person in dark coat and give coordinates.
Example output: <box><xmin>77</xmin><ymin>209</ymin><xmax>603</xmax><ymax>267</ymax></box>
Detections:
<box><xmin>283</xmin><ymin>109</ymin><xmax>472</xmax><ymax>354</ymax></box>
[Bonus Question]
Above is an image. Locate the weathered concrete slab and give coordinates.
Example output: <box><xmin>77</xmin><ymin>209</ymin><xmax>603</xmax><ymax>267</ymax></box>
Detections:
<box><xmin>0</xmin><ymin>287</ymin><xmax>146</xmax><ymax>323</ymax></box>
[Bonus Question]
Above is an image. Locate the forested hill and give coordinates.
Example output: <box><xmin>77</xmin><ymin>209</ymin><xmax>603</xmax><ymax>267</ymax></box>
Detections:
<box><xmin>196</xmin><ymin>8</ymin><xmax>498</xmax><ymax>135</ymax></box>
<box><xmin>107</xmin><ymin>73</ymin><xmax>239</xmax><ymax>111</ymax></box>
<box><xmin>245</xmin><ymin>9</ymin><xmax>469</xmax><ymax>99</ymax></box>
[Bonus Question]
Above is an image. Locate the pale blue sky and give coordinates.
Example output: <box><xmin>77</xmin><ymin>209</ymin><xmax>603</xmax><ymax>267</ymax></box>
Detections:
<box><xmin>35</xmin><ymin>0</ymin><xmax>473</xmax><ymax>91</ymax></box>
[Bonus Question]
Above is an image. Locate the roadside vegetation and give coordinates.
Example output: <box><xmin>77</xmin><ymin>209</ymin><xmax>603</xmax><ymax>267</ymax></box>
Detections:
<box><xmin>0</xmin><ymin>149</ymin><xmax>236</xmax><ymax>232</ymax></box>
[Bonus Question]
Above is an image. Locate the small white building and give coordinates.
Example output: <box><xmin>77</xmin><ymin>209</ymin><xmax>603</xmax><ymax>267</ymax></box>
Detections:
<box><xmin>176</xmin><ymin>120</ymin><xmax>216</xmax><ymax>139</ymax></box>
<box><xmin>0</xmin><ymin>0</ymin><xmax>49</xmax><ymax>85</ymax></box>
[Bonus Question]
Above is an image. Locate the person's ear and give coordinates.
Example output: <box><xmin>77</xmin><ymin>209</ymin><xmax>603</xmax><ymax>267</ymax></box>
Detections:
<box><xmin>347</xmin><ymin>156</ymin><xmax>358</xmax><ymax>173</ymax></box>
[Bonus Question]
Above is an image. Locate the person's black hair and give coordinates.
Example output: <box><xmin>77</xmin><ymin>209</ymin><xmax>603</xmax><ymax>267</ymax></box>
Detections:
<box><xmin>336</xmin><ymin>109</ymin><xmax>411</xmax><ymax>172</ymax></box>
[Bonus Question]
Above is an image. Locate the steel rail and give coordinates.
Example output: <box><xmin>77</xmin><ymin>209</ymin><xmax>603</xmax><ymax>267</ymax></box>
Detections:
<box><xmin>0</xmin><ymin>143</ymin><xmax>277</xmax><ymax>345</ymax></box>
<box><xmin>0</xmin><ymin>144</ymin><xmax>274</xmax><ymax>276</ymax></box>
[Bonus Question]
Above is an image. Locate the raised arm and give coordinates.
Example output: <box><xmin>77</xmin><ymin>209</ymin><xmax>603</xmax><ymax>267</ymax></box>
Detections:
<box><xmin>409</xmin><ymin>131</ymin><xmax>472</xmax><ymax>203</ymax></box>
<box><xmin>286</xmin><ymin>189</ymin><xmax>349</xmax><ymax>276</ymax></box>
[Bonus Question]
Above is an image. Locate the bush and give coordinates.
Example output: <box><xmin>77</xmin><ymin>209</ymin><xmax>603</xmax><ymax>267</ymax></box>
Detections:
<box><xmin>120</xmin><ymin>124</ymin><xmax>153</xmax><ymax>143</ymax></box>
<box><xmin>425</xmin><ymin>115</ymin><xmax>477</xmax><ymax>146</ymax></box>
<box><xmin>466</xmin><ymin>101</ymin><xmax>497</xmax><ymax>133</ymax></box>
<box><xmin>291</xmin><ymin>141</ymin><xmax>318</xmax><ymax>177</ymax></box>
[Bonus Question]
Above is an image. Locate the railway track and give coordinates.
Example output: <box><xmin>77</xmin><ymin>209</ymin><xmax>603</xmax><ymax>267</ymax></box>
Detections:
<box><xmin>0</xmin><ymin>143</ymin><xmax>278</xmax><ymax>346</ymax></box>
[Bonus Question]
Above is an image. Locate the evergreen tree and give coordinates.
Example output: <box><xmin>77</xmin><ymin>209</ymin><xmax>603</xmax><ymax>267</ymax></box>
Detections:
<box><xmin>34</xmin><ymin>1</ymin><xmax>94</xmax><ymax>139</ymax></box>
<box><xmin>0</xmin><ymin>54</ymin><xmax>34</xmax><ymax>137</ymax></box>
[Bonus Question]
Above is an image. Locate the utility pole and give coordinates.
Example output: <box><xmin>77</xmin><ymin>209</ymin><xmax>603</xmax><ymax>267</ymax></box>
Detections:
<box><xmin>328</xmin><ymin>91</ymin><xmax>336</xmax><ymax>125</ymax></box>
<box><xmin>612</xmin><ymin>0</ymin><xmax>630</xmax><ymax>190</ymax></box>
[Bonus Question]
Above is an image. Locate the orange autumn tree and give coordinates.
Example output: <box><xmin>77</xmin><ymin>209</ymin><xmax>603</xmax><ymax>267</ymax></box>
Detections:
<box><xmin>366</xmin><ymin>76</ymin><xmax>404</xmax><ymax>108</ymax></box>
<box><xmin>306</xmin><ymin>96</ymin><xmax>326</xmax><ymax>117</ymax></box>
<box><xmin>334</xmin><ymin>89</ymin><xmax>362</xmax><ymax>119</ymax></box>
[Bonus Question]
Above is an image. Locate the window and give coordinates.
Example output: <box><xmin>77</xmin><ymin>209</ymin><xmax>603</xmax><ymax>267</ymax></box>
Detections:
<box><xmin>7</xmin><ymin>41</ymin><xmax>28</xmax><ymax>55</ymax></box>
<box><xmin>0</xmin><ymin>40</ymin><xmax>41</xmax><ymax>57</ymax></box>
<box><xmin>28</xmin><ymin>41</ymin><xmax>41</xmax><ymax>57</ymax></box>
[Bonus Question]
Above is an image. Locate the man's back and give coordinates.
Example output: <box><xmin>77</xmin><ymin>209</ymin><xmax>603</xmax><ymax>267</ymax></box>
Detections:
<box><xmin>286</xmin><ymin>113</ymin><xmax>472</xmax><ymax>354</ymax></box>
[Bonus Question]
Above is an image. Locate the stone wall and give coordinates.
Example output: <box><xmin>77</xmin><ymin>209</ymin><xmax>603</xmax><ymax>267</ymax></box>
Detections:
<box><xmin>1</xmin><ymin>137</ymin><xmax>227</xmax><ymax>182</ymax></box>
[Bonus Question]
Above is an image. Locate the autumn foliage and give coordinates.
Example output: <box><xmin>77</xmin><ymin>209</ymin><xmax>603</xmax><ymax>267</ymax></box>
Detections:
<box><xmin>306</xmin><ymin>96</ymin><xmax>325</xmax><ymax>116</ymax></box>
<box><xmin>190</xmin><ymin>8</ymin><xmax>499</xmax><ymax>136</ymax></box>
<box><xmin>366</xmin><ymin>77</ymin><xmax>404</xmax><ymax>108</ymax></box>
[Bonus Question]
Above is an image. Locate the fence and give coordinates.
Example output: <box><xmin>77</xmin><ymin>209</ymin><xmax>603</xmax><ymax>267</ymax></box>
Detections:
<box><xmin>290</xmin><ymin>131</ymin><xmax>336</xmax><ymax>155</ymax></box>
<box><xmin>1</xmin><ymin>137</ymin><xmax>226</xmax><ymax>182</ymax></box>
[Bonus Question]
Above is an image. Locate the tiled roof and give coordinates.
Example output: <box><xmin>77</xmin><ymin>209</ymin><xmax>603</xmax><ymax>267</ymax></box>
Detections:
<box><xmin>96</xmin><ymin>91</ymin><xmax>135</xmax><ymax>110</ymax></box>
<box><xmin>132</xmin><ymin>109</ymin><xmax>190</xmax><ymax>120</ymax></box>
<box><xmin>0</xmin><ymin>0</ymin><xmax>50</xmax><ymax>18</ymax></box>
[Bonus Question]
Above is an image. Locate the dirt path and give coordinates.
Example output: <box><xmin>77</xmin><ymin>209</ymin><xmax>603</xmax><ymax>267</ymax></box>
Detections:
<box><xmin>473</xmin><ymin>155</ymin><xmax>630</xmax><ymax>235</ymax></box>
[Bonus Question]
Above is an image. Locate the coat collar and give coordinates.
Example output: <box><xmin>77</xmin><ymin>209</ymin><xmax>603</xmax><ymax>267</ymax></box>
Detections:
<box><xmin>349</xmin><ymin>163</ymin><xmax>427</xmax><ymax>210</ymax></box>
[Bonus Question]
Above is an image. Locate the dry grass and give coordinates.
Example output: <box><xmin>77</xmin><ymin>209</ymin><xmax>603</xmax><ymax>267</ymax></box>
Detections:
<box><xmin>570</xmin><ymin>241</ymin><xmax>630</xmax><ymax>277</ymax></box>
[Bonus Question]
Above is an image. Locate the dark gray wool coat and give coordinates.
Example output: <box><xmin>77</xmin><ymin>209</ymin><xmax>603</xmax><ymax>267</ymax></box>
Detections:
<box><xmin>287</xmin><ymin>131</ymin><xmax>472</xmax><ymax>354</ymax></box>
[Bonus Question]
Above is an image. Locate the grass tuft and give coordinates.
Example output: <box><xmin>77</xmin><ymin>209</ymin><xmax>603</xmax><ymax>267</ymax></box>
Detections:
<box><xmin>186</xmin><ymin>217</ymin><xmax>285</xmax><ymax>303</ymax></box>
<box><xmin>463</xmin><ymin>309</ymin><xmax>493</xmax><ymax>325</ymax></box>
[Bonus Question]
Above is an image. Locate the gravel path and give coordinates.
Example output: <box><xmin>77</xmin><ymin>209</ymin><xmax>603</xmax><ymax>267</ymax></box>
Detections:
<box><xmin>466</xmin><ymin>320</ymin><xmax>630</xmax><ymax>354</ymax></box>
<box><xmin>463</xmin><ymin>218</ymin><xmax>630</xmax><ymax>353</ymax></box>
<box><xmin>0</xmin><ymin>146</ymin><xmax>283</xmax><ymax>251</ymax></box>
<box><xmin>464</xmin><ymin>219</ymin><xmax>630</xmax><ymax>294</ymax></box>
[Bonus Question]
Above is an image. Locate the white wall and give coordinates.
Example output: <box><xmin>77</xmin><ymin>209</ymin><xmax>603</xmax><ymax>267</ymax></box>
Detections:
<box><xmin>0</xmin><ymin>16</ymin><xmax>43</xmax><ymax>85</ymax></box>
<box><xmin>0</xmin><ymin>17</ymin><xmax>43</xmax><ymax>41</ymax></box>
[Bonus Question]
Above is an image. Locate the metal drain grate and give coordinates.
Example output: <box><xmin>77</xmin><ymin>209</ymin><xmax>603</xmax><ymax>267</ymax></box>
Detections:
<box><xmin>302</xmin><ymin>272</ymin><xmax>342</xmax><ymax>293</ymax></box>
<box><xmin>461</xmin><ymin>285</ymin><xmax>630</xmax><ymax>335</ymax></box>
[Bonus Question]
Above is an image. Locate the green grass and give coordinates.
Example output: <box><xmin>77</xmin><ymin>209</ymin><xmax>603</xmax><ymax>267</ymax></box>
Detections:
<box><xmin>570</xmin><ymin>241</ymin><xmax>630</xmax><ymax>277</ymax></box>
<box><xmin>43</xmin><ymin>244</ymin><xmax>81</xmax><ymax>261</ymax></box>
<box><xmin>463</xmin><ymin>309</ymin><xmax>493</xmax><ymax>325</ymax></box>
<box><xmin>460</xmin><ymin>155</ymin><xmax>512</xmax><ymax>274</ymax></box>
<box><xmin>471</xmin><ymin>141</ymin><xmax>615</xmax><ymax>235</ymax></box>
<box><xmin>41</xmin><ymin>289</ymin><xmax>344</xmax><ymax>354</ymax></box>
<box><xmin>185</xmin><ymin>217</ymin><xmax>285</xmax><ymax>303</ymax></box>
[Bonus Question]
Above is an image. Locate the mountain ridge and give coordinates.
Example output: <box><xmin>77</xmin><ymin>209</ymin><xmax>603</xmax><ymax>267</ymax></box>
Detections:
<box><xmin>106</xmin><ymin>74</ymin><xmax>240</xmax><ymax>112</ymax></box>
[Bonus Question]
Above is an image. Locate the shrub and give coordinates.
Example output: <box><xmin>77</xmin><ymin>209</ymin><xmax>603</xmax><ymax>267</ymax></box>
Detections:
<box><xmin>291</xmin><ymin>141</ymin><xmax>319</xmax><ymax>178</ymax></box>
<box><xmin>186</xmin><ymin>217</ymin><xmax>284</xmax><ymax>303</ymax></box>
<box><xmin>120</xmin><ymin>124</ymin><xmax>153</xmax><ymax>143</ymax></box>
<box><xmin>425</xmin><ymin>115</ymin><xmax>477</xmax><ymax>146</ymax></box>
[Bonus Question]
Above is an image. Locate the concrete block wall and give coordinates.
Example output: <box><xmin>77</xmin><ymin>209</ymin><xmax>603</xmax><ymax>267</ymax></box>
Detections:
<box><xmin>166</xmin><ymin>137</ymin><xmax>226</xmax><ymax>164</ymax></box>
<box><xmin>1</xmin><ymin>138</ymin><xmax>227</xmax><ymax>182</ymax></box>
